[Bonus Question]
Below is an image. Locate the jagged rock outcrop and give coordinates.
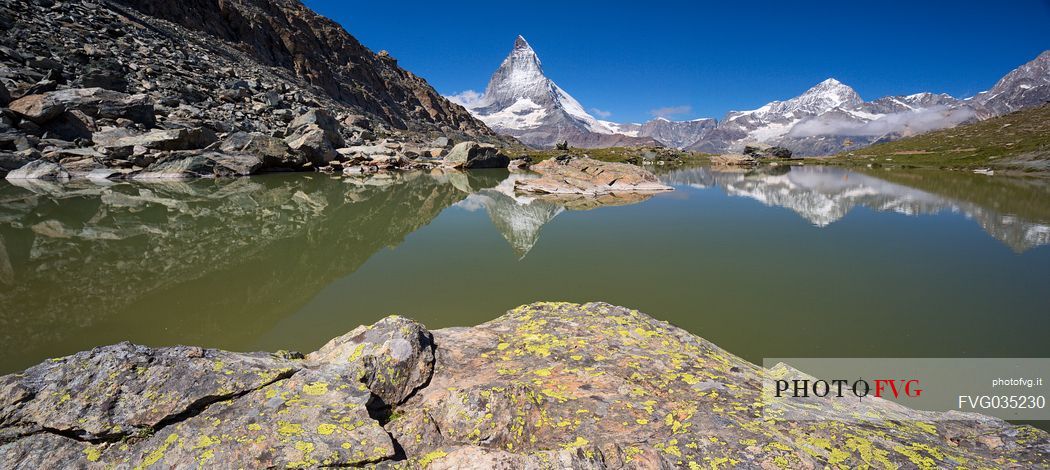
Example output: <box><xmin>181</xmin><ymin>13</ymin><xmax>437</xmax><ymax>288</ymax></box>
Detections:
<box><xmin>110</xmin><ymin>0</ymin><xmax>488</xmax><ymax>133</ymax></box>
<box><xmin>515</xmin><ymin>156</ymin><xmax>673</xmax><ymax>195</ymax></box>
<box><xmin>1</xmin><ymin>302</ymin><xmax>1047</xmax><ymax>468</ymax></box>
<box><xmin>0</xmin><ymin>0</ymin><xmax>510</xmax><ymax>179</ymax></box>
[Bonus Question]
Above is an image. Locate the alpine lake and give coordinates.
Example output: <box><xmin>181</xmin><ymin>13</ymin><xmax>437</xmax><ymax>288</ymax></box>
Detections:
<box><xmin>1</xmin><ymin>163</ymin><xmax>1049</xmax><ymax>375</ymax></box>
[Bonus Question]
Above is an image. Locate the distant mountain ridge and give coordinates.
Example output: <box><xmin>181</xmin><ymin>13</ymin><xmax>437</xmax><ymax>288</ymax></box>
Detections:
<box><xmin>682</xmin><ymin>50</ymin><xmax>1050</xmax><ymax>155</ymax></box>
<box><xmin>454</xmin><ymin>40</ymin><xmax>1050</xmax><ymax>153</ymax></box>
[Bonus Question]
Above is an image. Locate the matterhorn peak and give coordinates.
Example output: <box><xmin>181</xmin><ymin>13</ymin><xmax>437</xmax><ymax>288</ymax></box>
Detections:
<box><xmin>460</xmin><ymin>36</ymin><xmax>656</xmax><ymax>147</ymax></box>
<box><xmin>514</xmin><ymin>35</ymin><xmax>532</xmax><ymax>51</ymax></box>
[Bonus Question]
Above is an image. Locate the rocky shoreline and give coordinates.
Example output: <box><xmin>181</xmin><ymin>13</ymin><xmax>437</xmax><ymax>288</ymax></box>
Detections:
<box><xmin>2</xmin><ymin>302</ymin><xmax>1046</xmax><ymax>468</ymax></box>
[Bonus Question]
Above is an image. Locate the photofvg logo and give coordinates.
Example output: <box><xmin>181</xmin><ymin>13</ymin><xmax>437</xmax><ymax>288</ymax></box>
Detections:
<box><xmin>774</xmin><ymin>378</ymin><xmax>923</xmax><ymax>400</ymax></box>
<box><xmin>760</xmin><ymin>359</ymin><xmax>1050</xmax><ymax>422</ymax></box>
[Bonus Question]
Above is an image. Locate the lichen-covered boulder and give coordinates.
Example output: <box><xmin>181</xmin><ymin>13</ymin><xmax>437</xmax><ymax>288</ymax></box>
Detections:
<box><xmin>388</xmin><ymin>302</ymin><xmax>1050</xmax><ymax>469</ymax></box>
<box><xmin>1</xmin><ymin>304</ymin><xmax>1047</xmax><ymax>469</ymax></box>
<box><xmin>308</xmin><ymin>315</ymin><xmax>435</xmax><ymax>406</ymax></box>
<box><xmin>0</xmin><ymin>315</ymin><xmax>436</xmax><ymax>468</ymax></box>
<box><xmin>0</xmin><ymin>343</ymin><xmax>299</xmax><ymax>443</ymax></box>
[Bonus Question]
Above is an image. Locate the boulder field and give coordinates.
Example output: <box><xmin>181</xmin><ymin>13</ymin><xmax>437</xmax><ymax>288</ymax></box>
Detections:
<box><xmin>1</xmin><ymin>302</ymin><xmax>1046</xmax><ymax>468</ymax></box>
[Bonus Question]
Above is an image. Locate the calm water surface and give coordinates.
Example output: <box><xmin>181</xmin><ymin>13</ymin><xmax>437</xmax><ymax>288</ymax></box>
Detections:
<box><xmin>1</xmin><ymin>165</ymin><xmax>1048</xmax><ymax>374</ymax></box>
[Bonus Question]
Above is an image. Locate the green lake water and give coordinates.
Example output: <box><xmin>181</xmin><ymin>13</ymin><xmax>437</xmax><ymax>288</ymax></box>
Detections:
<box><xmin>1</xmin><ymin>165</ymin><xmax>1049</xmax><ymax>374</ymax></box>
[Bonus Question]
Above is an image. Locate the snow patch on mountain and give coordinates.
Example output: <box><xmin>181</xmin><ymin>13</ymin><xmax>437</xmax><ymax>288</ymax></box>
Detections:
<box><xmin>447</xmin><ymin>35</ymin><xmax>648</xmax><ymax>148</ymax></box>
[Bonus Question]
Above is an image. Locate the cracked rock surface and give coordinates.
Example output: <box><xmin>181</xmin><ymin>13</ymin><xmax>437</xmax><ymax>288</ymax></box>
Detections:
<box><xmin>2</xmin><ymin>302</ymin><xmax>1048</xmax><ymax>468</ymax></box>
<box><xmin>515</xmin><ymin>157</ymin><xmax>673</xmax><ymax>196</ymax></box>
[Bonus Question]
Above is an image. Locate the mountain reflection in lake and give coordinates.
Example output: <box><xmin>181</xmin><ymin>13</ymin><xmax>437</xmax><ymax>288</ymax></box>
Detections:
<box><xmin>1</xmin><ymin>166</ymin><xmax>1048</xmax><ymax>373</ymax></box>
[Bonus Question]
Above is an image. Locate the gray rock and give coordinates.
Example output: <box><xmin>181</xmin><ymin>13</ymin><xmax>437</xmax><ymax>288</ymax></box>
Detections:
<box><xmin>85</xmin><ymin>168</ymin><xmax>131</xmax><ymax>181</ymax></box>
<box><xmin>307</xmin><ymin>316</ymin><xmax>435</xmax><ymax>406</ymax></box>
<box><xmin>285</xmin><ymin>125</ymin><xmax>339</xmax><ymax>165</ymax></box>
<box><xmin>444</xmin><ymin>141</ymin><xmax>510</xmax><ymax>169</ymax></box>
<box><xmin>41</xmin><ymin>110</ymin><xmax>95</xmax><ymax>141</ymax></box>
<box><xmin>4</xmin><ymin>160</ymin><xmax>69</xmax><ymax>180</ymax></box>
<box><xmin>78</xmin><ymin>59</ymin><xmax>129</xmax><ymax>92</ymax></box>
<box><xmin>0</xmin><ymin>131</ymin><xmax>32</xmax><ymax>153</ymax></box>
<box><xmin>0</xmin><ymin>151</ymin><xmax>33</xmax><ymax>173</ymax></box>
<box><xmin>7</xmin><ymin>94</ymin><xmax>65</xmax><ymax>124</ymax></box>
<box><xmin>210</xmin><ymin>152</ymin><xmax>265</xmax><ymax>177</ymax></box>
<box><xmin>284</xmin><ymin>109</ymin><xmax>347</xmax><ymax>166</ymax></box>
<box><xmin>288</xmin><ymin>109</ymin><xmax>343</xmax><ymax>144</ymax></box>
<box><xmin>430</xmin><ymin>136</ymin><xmax>451</xmax><ymax>148</ymax></box>
<box><xmin>134</xmin><ymin>154</ymin><xmax>216</xmax><ymax>179</ymax></box>
<box><xmin>508</xmin><ymin>157</ymin><xmax>532</xmax><ymax>170</ymax></box>
<box><xmin>104</xmin><ymin>127</ymin><xmax>217</xmax><ymax>151</ymax></box>
<box><xmin>0</xmin><ymin>343</ymin><xmax>299</xmax><ymax>442</ymax></box>
<box><xmin>8</xmin><ymin>88</ymin><xmax>154</xmax><ymax>125</ymax></box>
<box><xmin>134</xmin><ymin>152</ymin><xmax>263</xmax><ymax>179</ymax></box>
<box><xmin>337</xmin><ymin>143</ymin><xmax>395</xmax><ymax>158</ymax></box>
<box><xmin>342</xmin><ymin>114</ymin><xmax>371</xmax><ymax>130</ymax></box>
<box><xmin>0</xmin><ymin>81</ymin><xmax>9</xmax><ymax>107</ymax></box>
<box><xmin>219</xmin><ymin>131</ymin><xmax>305</xmax><ymax>169</ymax></box>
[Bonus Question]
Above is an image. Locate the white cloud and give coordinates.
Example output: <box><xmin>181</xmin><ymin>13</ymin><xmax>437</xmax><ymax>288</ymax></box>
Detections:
<box><xmin>453</xmin><ymin>195</ymin><xmax>486</xmax><ymax>212</ymax></box>
<box><xmin>589</xmin><ymin>108</ymin><xmax>612</xmax><ymax>118</ymax></box>
<box><xmin>788</xmin><ymin>106</ymin><xmax>977</xmax><ymax>138</ymax></box>
<box><xmin>447</xmin><ymin>90</ymin><xmax>485</xmax><ymax>109</ymax></box>
<box><xmin>650</xmin><ymin>105</ymin><xmax>692</xmax><ymax>118</ymax></box>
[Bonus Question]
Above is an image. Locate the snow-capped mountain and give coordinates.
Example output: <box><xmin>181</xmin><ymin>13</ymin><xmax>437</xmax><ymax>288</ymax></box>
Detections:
<box><xmin>451</xmin><ymin>36</ymin><xmax>658</xmax><ymax>149</ymax></box>
<box><xmin>686</xmin><ymin>79</ymin><xmax>865</xmax><ymax>153</ymax></box>
<box><xmin>684</xmin><ymin>51</ymin><xmax>1049</xmax><ymax>154</ymax></box>
<box><xmin>454</xmin><ymin>43</ymin><xmax>1048</xmax><ymax>154</ymax></box>
<box><xmin>974</xmin><ymin>50</ymin><xmax>1050</xmax><ymax>117</ymax></box>
<box><xmin>604</xmin><ymin>118</ymin><xmax>718</xmax><ymax>149</ymax></box>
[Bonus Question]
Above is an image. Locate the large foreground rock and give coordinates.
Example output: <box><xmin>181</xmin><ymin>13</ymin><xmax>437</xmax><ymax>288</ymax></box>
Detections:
<box><xmin>4</xmin><ymin>160</ymin><xmax>69</xmax><ymax>181</ymax></box>
<box><xmin>516</xmin><ymin>156</ymin><xmax>673</xmax><ymax>195</ymax></box>
<box><xmin>443</xmin><ymin>141</ymin><xmax>510</xmax><ymax>169</ymax></box>
<box><xmin>284</xmin><ymin>109</ymin><xmax>346</xmax><ymax>165</ymax></box>
<box><xmin>7</xmin><ymin>88</ymin><xmax>155</xmax><ymax>126</ymax></box>
<box><xmin>1</xmin><ymin>303</ymin><xmax>1046</xmax><ymax>468</ymax></box>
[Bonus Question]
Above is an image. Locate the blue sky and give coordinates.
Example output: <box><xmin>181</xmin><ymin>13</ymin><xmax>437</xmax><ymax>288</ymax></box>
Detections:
<box><xmin>303</xmin><ymin>0</ymin><xmax>1050</xmax><ymax>123</ymax></box>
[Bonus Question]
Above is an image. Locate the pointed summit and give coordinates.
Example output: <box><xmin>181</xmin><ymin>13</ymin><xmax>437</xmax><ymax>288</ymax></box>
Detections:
<box><xmin>514</xmin><ymin>35</ymin><xmax>532</xmax><ymax>51</ymax></box>
<box><xmin>460</xmin><ymin>36</ymin><xmax>661</xmax><ymax>148</ymax></box>
<box><xmin>794</xmin><ymin>78</ymin><xmax>863</xmax><ymax>111</ymax></box>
